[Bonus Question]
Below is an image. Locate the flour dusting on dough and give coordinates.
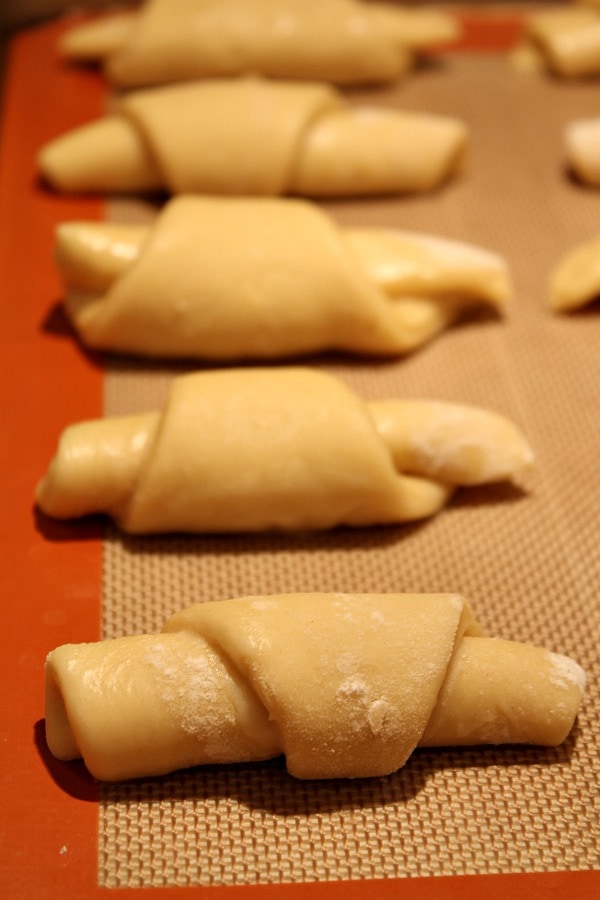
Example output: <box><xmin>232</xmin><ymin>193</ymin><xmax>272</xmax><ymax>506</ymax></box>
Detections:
<box><xmin>249</xmin><ymin>598</ymin><xmax>279</xmax><ymax>611</ymax></box>
<box><xmin>407</xmin><ymin>405</ymin><xmax>489</xmax><ymax>473</ymax></box>
<box><xmin>335</xmin><ymin>652</ymin><xmax>361</xmax><ymax>676</ymax></box>
<box><xmin>337</xmin><ymin>674</ymin><xmax>369</xmax><ymax>699</ymax></box>
<box><xmin>547</xmin><ymin>651</ymin><xmax>586</xmax><ymax>693</ymax></box>
<box><xmin>370</xmin><ymin>608</ymin><xmax>388</xmax><ymax>625</ymax></box>
<box><xmin>367</xmin><ymin>698</ymin><xmax>398</xmax><ymax>735</ymax></box>
<box><xmin>145</xmin><ymin>639</ymin><xmax>230</xmax><ymax>739</ymax></box>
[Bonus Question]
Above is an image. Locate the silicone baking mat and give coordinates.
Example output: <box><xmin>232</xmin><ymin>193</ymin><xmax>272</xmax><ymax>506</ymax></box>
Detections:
<box><xmin>0</xmin><ymin>7</ymin><xmax>598</xmax><ymax>898</ymax></box>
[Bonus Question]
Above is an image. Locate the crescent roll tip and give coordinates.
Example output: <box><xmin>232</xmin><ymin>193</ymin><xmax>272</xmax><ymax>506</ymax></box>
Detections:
<box><xmin>523</xmin><ymin>7</ymin><xmax>600</xmax><ymax>79</ymax></box>
<box><xmin>39</xmin><ymin>116</ymin><xmax>163</xmax><ymax>195</ymax></box>
<box><xmin>58</xmin><ymin>11</ymin><xmax>136</xmax><ymax>62</ymax></box>
<box><xmin>565</xmin><ymin>117</ymin><xmax>600</xmax><ymax>188</ymax></box>
<box><xmin>549</xmin><ymin>234</ymin><xmax>600</xmax><ymax>312</ymax></box>
<box><xmin>371</xmin><ymin>399</ymin><xmax>534</xmax><ymax>488</ymax></box>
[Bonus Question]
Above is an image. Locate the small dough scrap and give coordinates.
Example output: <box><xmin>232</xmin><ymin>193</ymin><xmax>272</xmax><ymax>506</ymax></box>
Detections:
<box><xmin>59</xmin><ymin>0</ymin><xmax>460</xmax><ymax>87</ymax></box>
<box><xmin>56</xmin><ymin>196</ymin><xmax>509</xmax><ymax>360</ymax></box>
<box><xmin>550</xmin><ymin>234</ymin><xmax>600</xmax><ymax>311</ymax></box>
<box><xmin>38</xmin><ymin>78</ymin><xmax>468</xmax><ymax>198</ymax></box>
<box><xmin>44</xmin><ymin>592</ymin><xmax>585</xmax><ymax>781</ymax></box>
<box><xmin>519</xmin><ymin>7</ymin><xmax>600</xmax><ymax>77</ymax></box>
<box><xmin>36</xmin><ymin>367</ymin><xmax>534</xmax><ymax>534</ymax></box>
<box><xmin>565</xmin><ymin>117</ymin><xmax>600</xmax><ymax>186</ymax></box>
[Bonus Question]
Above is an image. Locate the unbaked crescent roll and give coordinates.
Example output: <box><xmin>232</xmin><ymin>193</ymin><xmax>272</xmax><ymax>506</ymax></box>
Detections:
<box><xmin>550</xmin><ymin>234</ymin><xmax>600</xmax><ymax>311</ymax></box>
<box><xmin>36</xmin><ymin>367</ymin><xmax>533</xmax><ymax>534</ymax></box>
<box><xmin>37</xmin><ymin>78</ymin><xmax>468</xmax><ymax>197</ymax></box>
<box><xmin>515</xmin><ymin>7</ymin><xmax>600</xmax><ymax>77</ymax></box>
<box><xmin>56</xmin><ymin>196</ymin><xmax>509</xmax><ymax>360</ymax></box>
<box><xmin>45</xmin><ymin>592</ymin><xmax>585</xmax><ymax>781</ymax></box>
<box><xmin>59</xmin><ymin>0</ymin><xmax>460</xmax><ymax>87</ymax></box>
<box><xmin>565</xmin><ymin>117</ymin><xmax>600</xmax><ymax>187</ymax></box>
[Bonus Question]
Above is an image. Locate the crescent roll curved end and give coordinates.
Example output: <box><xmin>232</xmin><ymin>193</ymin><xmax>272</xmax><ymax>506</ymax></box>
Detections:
<box><xmin>565</xmin><ymin>117</ymin><xmax>600</xmax><ymax>188</ymax></box>
<box><xmin>37</xmin><ymin>79</ymin><xmax>468</xmax><ymax>199</ymax></box>
<box><xmin>54</xmin><ymin>197</ymin><xmax>509</xmax><ymax>361</ymax></box>
<box><xmin>36</xmin><ymin>367</ymin><xmax>534</xmax><ymax>535</ymax></box>
<box><xmin>520</xmin><ymin>8</ymin><xmax>600</xmax><ymax>78</ymax></box>
<box><xmin>58</xmin><ymin>0</ymin><xmax>461</xmax><ymax>87</ymax></box>
<box><xmin>60</xmin><ymin>11</ymin><xmax>138</xmax><ymax>62</ymax></box>
<box><xmin>44</xmin><ymin>592</ymin><xmax>585</xmax><ymax>782</ymax></box>
<box><xmin>550</xmin><ymin>234</ymin><xmax>600</xmax><ymax>311</ymax></box>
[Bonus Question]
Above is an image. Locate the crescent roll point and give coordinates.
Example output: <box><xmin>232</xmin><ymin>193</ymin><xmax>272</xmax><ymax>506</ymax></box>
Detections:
<box><xmin>54</xmin><ymin>196</ymin><xmax>510</xmax><ymax>360</ymax></box>
<box><xmin>550</xmin><ymin>234</ymin><xmax>600</xmax><ymax>312</ymax></box>
<box><xmin>44</xmin><ymin>592</ymin><xmax>586</xmax><ymax>782</ymax></box>
<box><xmin>37</xmin><ymin>78</ymin><xmax>468</xmax><ymax>198</ymax></box>
<box><xmin>517</xmin><ymin>7</ymin><xmax>600</xmax><ymax>78</ymax></box>
<box><xmin>58</xmin><ymin>0</ymin><xmax>461</xmax><ymax>87</ymax></box>
<box><xmin>565</xmin><ymin>117</ymin><xmax>600</xmax><ymax>188</ymax></box>
<box><xmin>36</xmin><ymin>367</ymin><xmax>534</xmax><ymax>535</ymax></box>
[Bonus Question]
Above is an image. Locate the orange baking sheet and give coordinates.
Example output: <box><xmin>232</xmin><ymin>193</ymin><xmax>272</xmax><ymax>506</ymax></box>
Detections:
<box><xmin>0</xmin><ymin>10</ymin><xmax>598</xmax><ymax>899</ymax></box>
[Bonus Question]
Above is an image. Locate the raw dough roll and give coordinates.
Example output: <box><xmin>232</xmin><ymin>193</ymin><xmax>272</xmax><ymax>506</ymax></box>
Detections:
<box><xmin>515</xmin><ymin>8</ymin><xmax>600</xmax><ymax>77</ymax></box>
<box><xmin>36</xmin><ymin>367</ymin><xmax>533</xmax><ymax>534</ymax></box>
<box><xmin>59</xmin><ymin>0</ymin><xmax>460</xmax><ymax>87</ymax></box>
<box><xmin>45</xmin><ymin>592</ymin><xmax>586</xmax><ymax>781</ymax></box>
<box><xmin>37</xmin><ymin>78</ymin><xmax>468</xmax><ymax>197</ymax></box>
<box><xmin>565</xmin><ymin>117</ymin><xmax>600</xmax><ymax>187</ymax></box>
<box><xmin>550</xmin><ymin>234</ymin><xmax>600</xmax><ymax>311</ymax></box>
<box><xmin>57</xmin><ymin>196</ymin><xmax>509</xmax><ymax>360</ymax></box>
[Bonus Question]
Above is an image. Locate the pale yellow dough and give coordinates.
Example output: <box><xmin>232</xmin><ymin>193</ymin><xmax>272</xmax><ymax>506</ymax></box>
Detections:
<box><xmin>44</xmin><ymin>592</ymin><xmax>585</xmax><ymax>781</ymax></box>
<box><xmin>59</xmin><ymin>0</ymin><xmax>460</xmax><ymax>87</ymax></box>
<box><xmin>37</xmin><ymin>78</ymin><xmax>468</xmax><ymax>197</ymax></box>
<box><xmin>36</xmin><ymin>367</ymin><xmax>533</xmax><ymax>534</ymax></box>
<box><xmin>565</xmin><ymin>117</ymin><xmax>600</xmax><ymax>187</ymax></box>
<box><xmin>550</xmin><ymin>234</ymin><xmax>600</xmax><ymax>310</ymax></box>
<box><xmin>57</xmin><ymin>196</ymin><xmax>509</xmax><ymax>360</ymax></box>
<box><xmin>516</xmin><ymin>7</ymin><xmax>600</xmax><ymax>77</ymax></box>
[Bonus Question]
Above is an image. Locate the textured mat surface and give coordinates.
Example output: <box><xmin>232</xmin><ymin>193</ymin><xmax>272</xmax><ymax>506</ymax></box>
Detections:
<box><xmin>97</xmin><ymin>55</ymin><xmax>600</xmax><ymax>887</ymax></box>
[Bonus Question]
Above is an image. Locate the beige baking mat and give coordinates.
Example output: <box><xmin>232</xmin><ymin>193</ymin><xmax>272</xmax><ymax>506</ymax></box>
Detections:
<box><xmin>96</xmin><ymin>55</ymin><xmax>599</xmax><ymax>887</ymax></box>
